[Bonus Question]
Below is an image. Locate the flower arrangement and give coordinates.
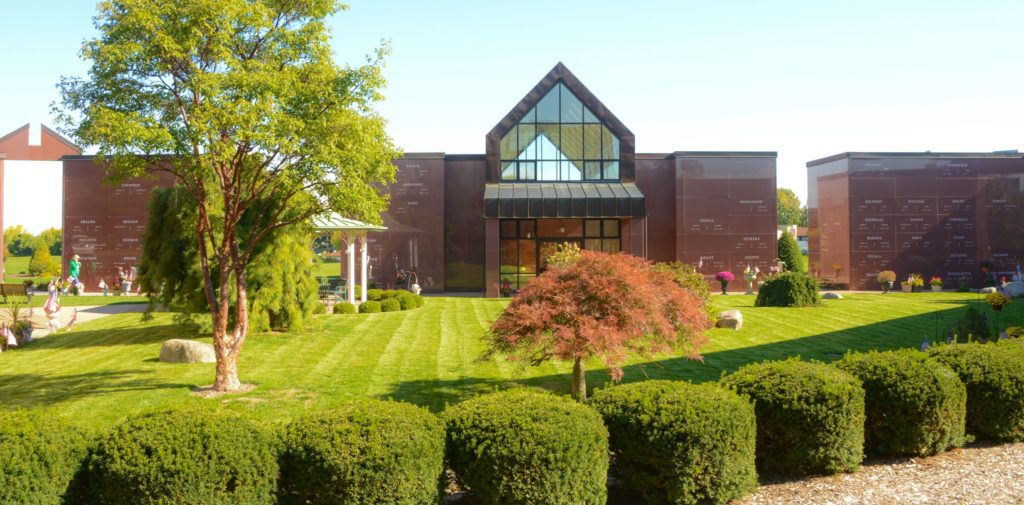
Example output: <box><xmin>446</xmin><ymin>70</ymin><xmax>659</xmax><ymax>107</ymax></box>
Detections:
<box><xmin>979</xmin><ymin>260</ymin><xmax>993</xmax><ymax>273</ymax></box>
<box><xmin>910</xmin><ymin>274</ymin><xmax>925</xmax><ymax>288</ymax></box>
<box><xmin>877</xmin><ymin>270</ymin><xmax>896</xmax><ymax>293</ymax></box>
<box><xmin>715</xmin><ymin>271</ymin><xmax>734</xmax><ymax>295</ymax></box>
<box><xmin>985</xmin><ymin>292</ymin><xmax>1012</xmax><ymax>312</ymax></box>
<box><xmin>930</xmin><ymin>276</ymin><xmax>943</xmax><ymax>286</ymax></box>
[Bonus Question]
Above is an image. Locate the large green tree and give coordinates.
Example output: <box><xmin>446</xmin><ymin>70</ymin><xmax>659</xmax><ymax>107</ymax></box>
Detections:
<box><xmin>58</xmin><ymin>0</ymin><xmax>399</xmax><ymax>391</ymax></box>
<box><xmin>777</xmin><ymin>188</ymin><xmax>806</xmax><ymax>226</ymax></box>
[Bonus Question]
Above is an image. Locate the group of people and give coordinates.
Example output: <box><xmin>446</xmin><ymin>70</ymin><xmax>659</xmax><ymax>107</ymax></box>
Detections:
<box><xmin>46</xmin><ymin>255</ymin><xmax>139</xmax><ymax>296</ymax></box>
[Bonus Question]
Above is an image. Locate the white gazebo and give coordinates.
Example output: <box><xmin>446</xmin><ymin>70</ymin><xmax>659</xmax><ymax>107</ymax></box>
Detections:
<box><xmin>312</xmin><ymin>214</ymin><xmax>387</xmax><ymax>305</ymax></box>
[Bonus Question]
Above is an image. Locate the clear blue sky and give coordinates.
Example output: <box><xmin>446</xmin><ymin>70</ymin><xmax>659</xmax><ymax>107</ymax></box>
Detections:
<box><xmin>2</xmin><ymin>0</ymin><xmax>1022</xmax><ymax>203</ymax></box>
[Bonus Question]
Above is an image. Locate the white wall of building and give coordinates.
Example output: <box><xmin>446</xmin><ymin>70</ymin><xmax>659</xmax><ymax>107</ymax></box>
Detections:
<box><xmin>3</xmin><ymin>160</ymin><xmax>63</xmax><ymax>234</ymax></box>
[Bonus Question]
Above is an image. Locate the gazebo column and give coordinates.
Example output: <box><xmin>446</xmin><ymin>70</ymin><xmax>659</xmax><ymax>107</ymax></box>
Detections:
<box><xmin>359</xmin><ymin>233</ymin><xmax>368</xmax><ymax>304</ymax></box>
<box><xmin>346</xmin><ymin>233</ymin><xmax>356</xmax><ymax>305</ymax></box>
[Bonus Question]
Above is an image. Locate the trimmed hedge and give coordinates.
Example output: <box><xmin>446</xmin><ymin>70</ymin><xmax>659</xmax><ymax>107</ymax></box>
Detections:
<box><xmin>755</xmin><ymin>272</ymin><xmax>820</xmax><ymax>307</ymax></box>
<box><xmin>397</xmin><ymin>292</ymin><xmax>424</xmax><ymax>310</ymax></box>
<box><xmin>279</xmin><ymin>399</ymin><xmax>445</xmax><ymax>505</ymax></box>
<box><xmin>721</xmin><ymin>358</ymin><xmax>864</xmax><ymax>477</ymax></box>
<box><xmin>366</xmin><ymin>289</ymin><xmax>385</xmax><ymax>301</ymax></box>
<box><xmin>77</xmin><ymin>408</ymin><xmax>278</xmax><ymax>504</ymax></box>
<box><xmin>836</xmin><ymin>349</ymin><xmax>967</xmax><ymax>456</ymax></box>
<box><xmin>0</xmin><ymin>410</ymin><xmax>89</xmax><ymax>505</ymax></box>
<box><xmin>380</xmin><ymin>298</ymin><xmax>401</xmax><ymax>312</ymax></box>
<box><xmin>929</xmin><ymin>343</ymin><xmax>1024</xmax><ymax>441</ymax></box>
<box><xmin>591</xmin><ymin>381</ymin><xmax>757</xmax><ymax>505</ymax></box>
<box><xmin>333</xmin><ymin>302</ymin><xmax>356</xmax><ymax>314</ymax></box>
<box><xmin>358</xmin><ymin>301</ymin><xmax>381</xmax><ymax>314</ymax></box>
<box><xmin>444</xmin><ymin>389</ymin><xmax>609</xmax><ymax>505</ymax></box>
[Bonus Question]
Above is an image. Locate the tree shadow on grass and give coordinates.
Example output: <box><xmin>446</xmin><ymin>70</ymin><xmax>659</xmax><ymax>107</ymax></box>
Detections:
<box><xmin>380</xmin><ymin>299</ymin><xmax>1024</xmax><ymax>412</ymax></box>
<box><xmin>0</xmin><ymin>369</ymin><xmax>194</xmax><ymax>409</ymax></box>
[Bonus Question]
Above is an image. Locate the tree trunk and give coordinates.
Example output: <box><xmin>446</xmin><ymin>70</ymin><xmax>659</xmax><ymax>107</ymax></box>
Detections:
<box><xmin>571</xmin><ymin>357</ymin><xmax>587</xmax><ymax>401</ymax></box>
<box><xmin>212</xmin><ymin>263</ymin><xmax>241</xmax><ymax>392</ymax></box>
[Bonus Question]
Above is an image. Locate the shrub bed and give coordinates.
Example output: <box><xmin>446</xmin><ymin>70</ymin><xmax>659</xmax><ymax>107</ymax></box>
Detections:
<box><xmin>0</xmin><ymin>410</ymin><xmax>90</xmax><ymax>505</ymax></box>
<box><xmin>380</xmin><ymin>298</ymin><xmax>401</xmax><ymax>312</ymax></box>
<box><xmin>836</xmin><ymin>349</ymin><xmax>966</xmax><ymax>456</ymax></box>
<box><xmin>444</xmin><ymin>389</ymin><xmax>609</xmax><ymax>505</ymax></box>
<box><xmin>929</xmin><ymin>343</ymin><xmax>1024</xmax><ymax>441</ymax></box>
<box><xmin>591</xmin><ymin>381</ymin><xmax>757</xmax><ymax>505</ymax></box>
<box><xmin>721</xmin><ymin>358</ymin><xmax>864</xmax><ymax>477</ymax></box>
<box><xmin>366</xmin><ymin>289</ymin><xmax>385</xmax><ymax>301</ymax></box>
<box><xmin>279</xmin><ymin>399</ymin><xmax>445</xmax><ymax>505</ymax></box>
<box><xmin>358</xmin><ymin>301</ymin><xmax>381</xmax><ymax>314</ymax></box>
<box><xmin>333</xmin><ymin>302</ymin><xmax>356</xmax><ymax>314</ymax></box>
<box><xmin>755</xmin><ymin>272</ymin><xmax>820</xmax><ymax>307</ymax></box>
<box><xmin>77</xmin><ymin>408</ymin><xmax>278</xmax><ymax>504</ymax></box>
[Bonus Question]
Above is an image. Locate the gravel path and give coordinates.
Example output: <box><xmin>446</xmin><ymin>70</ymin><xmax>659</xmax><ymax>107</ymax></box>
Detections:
<box><xmin>737</xmin><ymin>443</ymin><xmax>1024</xmax><ymax>505</ymax></box>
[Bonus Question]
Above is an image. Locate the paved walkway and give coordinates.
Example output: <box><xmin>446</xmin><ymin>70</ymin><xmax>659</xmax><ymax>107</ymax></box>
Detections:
<box><xmin>7</xmin><ymin>303</ymin><xmax>149</xmax><ymax>338</ymax></box>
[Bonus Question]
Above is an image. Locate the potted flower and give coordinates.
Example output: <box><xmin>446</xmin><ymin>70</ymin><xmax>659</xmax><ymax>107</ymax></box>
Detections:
<box><xmin>499</xmin><ymin>278</ymin><xmax>512</xmax><ymax>297</ymax></box>
<box><xmin>715</xmin><ymin>271</ymin><xmax>735</xmax><ymax>295</ymax></box>
<box><xmin>901</xmin><ymin>275</ymin><xmax>913</xmax><ymax>293</ymax></box>
<box><xmin>877</xmin><ymin>270</ymin><xmax>896</xmax><ymax>294</ymax></box>
<box><xmin>929</xmin><ymin>276</ymin><xmax>943</xmax><ymax>292</ymax></box>
<box><xmin>979</xmin><ymin>260</ymin><xmax>993</xmax><ymax>273</ymax></box>
<box><xmin>910</xmin><ymin>273</ymin><xmax>925</xmax><ymax>293</ymax></box>
<box><xmin>986</xmin><ymin>292</ymin><xmax>1011</xmax><ymax>312</ymax></box>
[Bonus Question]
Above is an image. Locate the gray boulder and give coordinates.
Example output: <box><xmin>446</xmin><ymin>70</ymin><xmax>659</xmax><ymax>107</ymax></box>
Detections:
<box><xmin>823</xmin><ymin>292</ymin><xmax>843</xmax><ymax>299</ymax></box>
<box><xmin>1003</xmin><ymin>281</ymin><xmax>1024</xmax><ymax>298</ymax></box>
<box><xmin>716</xmin><ymin>309</ymin><xmax>743</xmax><ymax>330</ymax></box>
<box><xmin>160</xmin><ymin>339</ymin><xmax>216</xmax><ymax>364</ymax></box>
<box><xmin>980</xmin><ymin>287</ymin><xmax>998</xmax><ymax>294</ymax></box>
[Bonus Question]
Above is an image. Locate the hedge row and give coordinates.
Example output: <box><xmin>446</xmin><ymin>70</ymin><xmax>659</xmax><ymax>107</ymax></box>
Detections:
<box><xmin>332</xmin><ymin>290</ymin><xmax>425</xmax><ymax>314</ymax></box>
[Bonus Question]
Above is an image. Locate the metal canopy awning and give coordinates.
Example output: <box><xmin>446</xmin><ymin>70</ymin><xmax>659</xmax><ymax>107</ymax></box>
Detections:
<box><xmin>483</xmin><ymin>182</ymin><xmax>646</xmax><ymax>219</ymax></box>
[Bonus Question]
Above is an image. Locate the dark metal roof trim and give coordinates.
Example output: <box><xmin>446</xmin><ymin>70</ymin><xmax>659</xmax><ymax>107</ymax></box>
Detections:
<box><xmin>483</xmin><ymin>182</ymin><xmax>645</xmax><ymax>219</ymax></box>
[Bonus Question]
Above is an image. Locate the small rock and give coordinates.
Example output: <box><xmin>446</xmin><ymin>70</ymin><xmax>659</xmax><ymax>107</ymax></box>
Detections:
<box><xmin>980</xmin><ymin>287</ymin><xmax>998</xmax><ymax>294</ymax></box>
<box><xmin>716</xmin><ymin>309</ymin><xmax>743</xmax><ymax>330</ymax></box>
<box><xmin>823</xmin><ymin>292</ymin><xmax>843</xmax><ymax>299</ymax></box>
<box><xmin>160</xmin><ymin>339</ymin><xmax>216</xmax><ymax>363</ymax></box>
<box><xmin>1003</xmin><ymin>281</ymin><xmax>1024</xmax><ymax>298</ymax></box>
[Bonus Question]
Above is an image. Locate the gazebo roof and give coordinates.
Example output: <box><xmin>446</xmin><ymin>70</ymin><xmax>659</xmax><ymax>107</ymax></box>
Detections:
<box><xmin>312</xmin><ymin>213</ymin><xmax>387</xmax><ymax>232</ymax></box>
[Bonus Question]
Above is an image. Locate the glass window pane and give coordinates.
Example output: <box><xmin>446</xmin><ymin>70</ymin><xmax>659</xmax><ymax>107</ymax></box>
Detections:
<box><xmin>560</xmin><ymin>85</ymin><xmax>584</xmax><ymax>123</ymax></box>
<box><xmin>516</xmin><ymin>274</ymin><xmax>535</xmax><ymax>289</ymax></box>
<box><xmin>602</xmin><ymin>239</ymin><xmax>621</xmax><ymax>253</ymax></box>
<box><xmin>536</xmin><ymin>125</ymin><xmax>561</xmax><ymax>160</ymax></box>
<box><xmin>538</xmin><ymin>220</ymin><xmax>582</xmax><ymax>237</ymax></box>
<box><xmin>584</xmin><ymin>239</ymin><xmax>602</xmax><ymax>251</ymax></box>
<box><xmin>585</xmin><ymin>220</ymin><xmax>601</xmax><ymax>237</ymax></box>
<box><xmin>603</xmin><ymin>219</ymin><xmax>620</xmax><ymax>237</ymax></box>
<box><xmin>501</xmin><ymin>221</ymin><xmax>517</xmax><ymax>238</ymax></box>
<box><xmin>519</xmin><ymin>161</ymin><xmax>536</xmax><ymax>180</ymax></box>
<box><xmin>501</xmin><ymin>162</ymin><xmax>516</xmax><ymax>180</ymax></box>
<box><xmin>517</xmin><ymin>124</ymin><xmax>537</xmax><ymax>161</ymax></box>
<box><xmin>522</xmin><ymin>107</ymin><xmax>536</xmax><ymax>122</ymax></box>
<box><xmin>538</xmin><ymin>160</ymin><xmax>559</xmax><ymax>180</ymax></box>
<box><xmin>602</xmin><ymin>127</ymin><xmax>619</xmax><ymax>158</ymax></box>
<box><xmin>500</xmin><ymin>240</ymin><xmax>518</xmax><ymax>272</ymax></box>
<box><xmin>536</xmin><ymin>85</ymin><xmax>560</xmax><ymax>122</ymax></box>
<box><xmin>562</xmin><ymin>160</ymin><xmax>582</xmax><ymax>181</ymax></box>
<box><xmin>500</xmin><ymin>127</ymin><xmax>517</xmax><ymax>160</ymax></box>
<box><xmin>520</xmin><ymin>220</ymin><xmax>535</xmax><ymax>238</ymax></box>
<box><xmin>518</xmin><ymin>240</ymin><xmax>537</xmax><ymax>273</ymax></box>
<box><xmin>583</xmin><ymin>107</ymin><xmax>600</xmax><ymax>123</ymax></box>
<box><xmin>603</xmin><ymin>161</ymin><xmax>619</xmax><ymax>180</ymax></box>
<box><xmin>584</xmin><ymin>161</ymin><xmax>602</xmax><ymax>180</ymax></box>
<box><xmin>584</xmin><ymin>124</ymin><xmax>602</xmax><ymax>159</ymax></box>
<box><xmin>560</xmin><ymin>124</ymin><xmax>583</xmax><ymax>159</ymax></box>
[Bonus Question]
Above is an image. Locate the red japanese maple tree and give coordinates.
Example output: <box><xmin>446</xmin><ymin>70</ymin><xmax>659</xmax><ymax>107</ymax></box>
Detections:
<box><xmin>488</xmin><ymin>251</ymin><xmax>710</xmax><ymax>400</ymax></box>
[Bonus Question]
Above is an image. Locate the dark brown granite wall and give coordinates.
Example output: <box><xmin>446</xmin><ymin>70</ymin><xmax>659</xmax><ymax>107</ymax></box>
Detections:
<box><xmin>444</xmin><ymin>156</ymin><xmax>486</xmax><ymax>291</ymax></box>
<box><xmin>634</xmin><ymin>155</ymin><xmax>675</xmax><ymax>262</ymax></box>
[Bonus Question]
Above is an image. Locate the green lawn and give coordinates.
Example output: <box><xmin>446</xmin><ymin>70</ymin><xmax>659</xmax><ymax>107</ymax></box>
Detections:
<box><xmin>0</xmin><ymin>293</ymin><xmax>1019</xmax><ymax>431</ymax></box>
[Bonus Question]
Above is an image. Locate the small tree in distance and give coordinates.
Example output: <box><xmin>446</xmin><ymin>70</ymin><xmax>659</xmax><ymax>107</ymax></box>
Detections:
<box><xmin>778</xmin><ymin>230</ymin><xmax>804</xmax><ymax>273</ymax></box>
<box><xmin>487</xmin><ymin>251</ymin><xmax>710</xmax><ymax>401</ymax></box>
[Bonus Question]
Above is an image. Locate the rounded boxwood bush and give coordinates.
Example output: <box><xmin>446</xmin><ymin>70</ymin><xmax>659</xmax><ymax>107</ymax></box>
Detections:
<box><xmin>366</xmin><ymin>289</ymin><xmax>385</xmax><ymax>301</ymax></box>
<box><xmin>380</xmin><ymin>298</ymin><xmax>401</xmax><ymax>312</ymax></box>
<box><xmin>397</xmin><ymin>293</ymin><xmax>424</xmax><ymax>310</ymax></box>
<box><xmin>0</xmin><ymin>410</ymin><xmax>90</xmax><ymax>505</ymax></box>
<box><xmin>359</xmin><ymin>301</ymin><xmax>381</xmax><ymax>314</ymax></box>
<box><xmin>333</xmin><ymin>302</ymin><xmax>356</xmax><ymax>314</ymax></box>
<box><xmin>381</xmin><ymin>290</ymin><xmax>403</xmax><ymax>299</ymax></box>
<box><xmin>444</xmin><ymin>389</ymin><xmax>609</xmax><ymax>505</ymax></box>
<box><xmin>754</xmin><ymin>272</ymin><xmax>820</xmax><ymax>307</ymax></box>
<box><xmin>79</xmin><ymin>408</ymin><xmax>278</xmax><ymax>504</ymax></box>
<box><xmin>591</xmin><ymin>380</ymin><xmax>757</xmax><ymax>505</ymax></box>
<box><xmin>721</xmin><ymin>358</ymin><xmax>864</xmax><ymax>477</ymax></box>
<box><xmin>279</xmin><ymin>399</ymin><xmax>445</xmax><ymax>505</ymax></box>
<box><xmin>929</xmin><ymin>343</ymin><xmax>1024</xmax><ymax>441</ymax></box>
<box><xmin>836</xmin><ymin>349</ymin><xmax>966</xmax><ymax>456</ymax></box>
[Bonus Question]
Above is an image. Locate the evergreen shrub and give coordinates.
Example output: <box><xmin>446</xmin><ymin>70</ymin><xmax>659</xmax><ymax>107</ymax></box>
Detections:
<box><xmin>333</xmin><ymin>302</ymin><xmax>356</xmax><ymax>314</ymax></box>
<box><xmin>380</xmin><ymin>298</ymin><xmax>401</xmax><ymax>312</ymax></box>
<box><xmin>755</xmin><ymin>272</ymin><xmax>820</xmax><ymax>307</ymax></box>
<box><xmin>366</xmin><ymin>289</ymin><xmax>385</xmax><ymax>301</ymax></box>
<box><xmin>0</xmin><ymin>410</ymin><xmax>90</xmax><ymax>505</ymax></box>
<box><xmin>929</xmin><ymin>343</ymin><xmax>1024</xmax><ymax>441</ymax></box>
<box><xmin>358</xmin><ymin>301</ymin><xmax>381</xmax><ymax>314</ymax></box>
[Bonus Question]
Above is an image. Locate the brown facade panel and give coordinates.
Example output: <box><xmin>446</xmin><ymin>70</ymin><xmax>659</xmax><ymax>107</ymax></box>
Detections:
<box><xmin>444</xmin><ymin>157</ymin><xmax>487</xmax><ymax>291</ymax></box>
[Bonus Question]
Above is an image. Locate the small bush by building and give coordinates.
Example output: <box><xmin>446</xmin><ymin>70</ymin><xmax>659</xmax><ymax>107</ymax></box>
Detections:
<box><xmin>78</xmin><ymin>408</ymin><xmax>278</xmax><ymax>504</ymax></box>
<box><xmin>591</xmin><ymin>380</ymin><xmax>758</xmax><ymax>505</ymax></box>
<box><xmin>0</xmin><ymin>410</ymin><xmax>89</xmax><ymax>505</ymax></box>
<box><xmin>397</xmin><ymin>292</ymin><xmax>423</xmax><ymax>310</ymax></box>
<box><xmin>333</xmin><ymin>302</ymin><xmax>357</xmax><ymax>314</ymax></box>
<box><xmin>721</xmin><ymin>358</ymin><xmax>864</xmax><ymax>477</ymax></box>
<box><xmin>380</xmin><ymin>298</ymin><xmax>401</xmax><ymax>312</ymax></box>
<box><xmin>359</xmin><ymin>301</ymin><xmax>381</xmax><ymax>314</ymax></box>
<box><xmin>278</xmin><ymin>399</ymin><xmax>445</xmax><ymax>505</ymax></box>
<box><xmin>929</xmin><ymin>343</ymin><xmax>1024</xmax><ymax>441</ymax></box>
<box><xmin>443</xmin><ymin>389</ymin><xmax>609</xmax><ymax>505</ymax></box>
<box><xmin>755</xmin><ymin>272</ymin><xmax>820</xmax><ymax>307</ymax></box>
<box><xmin>366</xmin><ymin>289</ymin><xmax>385</xmax><ymax>301</ymax></box>
<box><xmin>836</xmin><ymin>349</ymin><xmax>967</xmax><ymax>456</ymax></box>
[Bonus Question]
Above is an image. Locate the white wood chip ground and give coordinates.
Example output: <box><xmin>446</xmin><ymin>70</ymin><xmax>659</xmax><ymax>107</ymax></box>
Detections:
<box><xmin>737</xmin><ymin>443</ymin><xmax>1024</xmax><ymax>505</ymax></box>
